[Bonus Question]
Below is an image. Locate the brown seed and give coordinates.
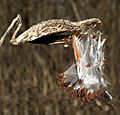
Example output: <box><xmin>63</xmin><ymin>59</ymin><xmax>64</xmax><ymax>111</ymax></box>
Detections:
<box><xmin>79</xmin><ymin>79</ymin><xmax>83</xmax><ymax>84</ymax></box>
<box><xmin>77</xmin><ymin>88</ymin><xmax>82</xmax><ymax>97</ymax></box>
<box><xmin>96</xmin><ymin>90</ymin><xmax>100</xmax><ymax>97</ymax></box>
<box><xmin>83</xmin><ymin>87</ymin><xmax>88</xmax><ymax>94</ymax></box>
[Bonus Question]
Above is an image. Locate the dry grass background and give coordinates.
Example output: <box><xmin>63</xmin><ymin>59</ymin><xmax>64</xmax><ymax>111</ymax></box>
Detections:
<box><xmin>0</xmin><ymin>0</ymin><xmax>120</xmax><ymax>115</ymax></box>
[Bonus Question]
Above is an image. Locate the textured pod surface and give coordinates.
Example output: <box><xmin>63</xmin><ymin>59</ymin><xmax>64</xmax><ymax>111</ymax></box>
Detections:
<box><xmin>10</xmin><ymin>18</ymin><xmax>101</xmax><ymax>45</ymax></box>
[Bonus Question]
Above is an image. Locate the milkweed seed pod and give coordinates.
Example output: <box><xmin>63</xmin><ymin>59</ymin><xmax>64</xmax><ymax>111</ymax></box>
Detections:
<box><xmin>10</xmin><ymin>18</ymin><xmax>101</xmax><ymax>45</ymax></box>
<box><xmin>0</xmin><ymin>15</ymin><xmax>112</xmax><ymax>101</ymax></box>
<box><xmin>57</xmin><ymin>29</ymin><xmax>112</xmax><ymax>101</ymax></box>
<box><xmin>0</xmin><ymin>15</ymin><xmax>101</xmax><ymax>46</ymax></box>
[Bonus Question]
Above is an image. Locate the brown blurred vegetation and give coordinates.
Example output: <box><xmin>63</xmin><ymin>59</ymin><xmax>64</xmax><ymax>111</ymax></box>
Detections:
<box><xmin>0</xmin><ymin>0</ymin><xmax>120</xmax><ymax>115</ymax></box>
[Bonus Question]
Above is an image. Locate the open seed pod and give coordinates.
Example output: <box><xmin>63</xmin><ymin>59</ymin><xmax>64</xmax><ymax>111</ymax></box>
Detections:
<box><xmin>57</xmin><ymin>28</ymin><xmax>112</xmax><ymax>101</ymax></box>
<box><xmin>0</xmin><ymin>14</ymin><xmax>101</xmax><ymax>46</ymax></box>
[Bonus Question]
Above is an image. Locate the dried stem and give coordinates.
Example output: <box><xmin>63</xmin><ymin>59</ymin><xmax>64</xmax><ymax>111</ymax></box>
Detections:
<box><xmin>0</xmin><ymin>14</ymin><xmax>22</xmax><ymax>47</ymax></box>
<box><xmin>69</xmin><ymin>0</ymin><xmax>81</xmax><ymax>20</ymax></box>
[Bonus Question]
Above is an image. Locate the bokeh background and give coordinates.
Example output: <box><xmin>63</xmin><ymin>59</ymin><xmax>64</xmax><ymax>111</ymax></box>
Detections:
<box><xmin>0</xmin><ymin>0</ymin><xmax>120</xmax><ymax>115</ymax></box>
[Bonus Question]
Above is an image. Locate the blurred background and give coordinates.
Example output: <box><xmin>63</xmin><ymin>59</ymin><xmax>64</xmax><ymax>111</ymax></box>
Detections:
<box><xmin>0</xmin><ymin>0</ymin><xmax>120</xmax><ymax>115</ymax></box>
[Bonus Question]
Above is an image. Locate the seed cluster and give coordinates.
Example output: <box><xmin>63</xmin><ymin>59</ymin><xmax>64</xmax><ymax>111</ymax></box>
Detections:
<box><xmin>56</xmin><ymin>29</ymin><xmax>111</xmax><ymax>101</ymax></box>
